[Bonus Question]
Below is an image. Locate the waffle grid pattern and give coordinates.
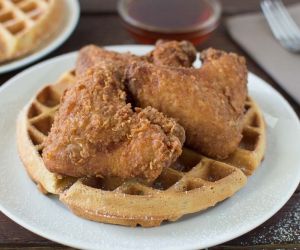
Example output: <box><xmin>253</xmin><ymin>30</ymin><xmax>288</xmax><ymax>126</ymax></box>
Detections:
<box><xmin>0</xmin><ymin>0</ymin><xmax>61</xmax><ymax>62</ymax></box>
<box><xmin>0</xmin><ymin>0</ymin><xmax>48</xmax><ymax>35</ymax></box>
<box><xmin>224</xmin><ymin>97</ymin><xmax>266</xmax><ymax>175</ymax></box>
<box><xmin>60</xmin><ymin>157</ymin><xmax>246</xmax><ymax>227</ymax></box>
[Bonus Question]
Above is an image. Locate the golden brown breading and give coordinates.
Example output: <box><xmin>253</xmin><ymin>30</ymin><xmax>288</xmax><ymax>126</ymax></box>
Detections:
<box><xmin>76</xmin><ymin>40</ymin><xmax>196</xmax><ymax>77</ymax></box>
<box><xmin>42</xmin><ymin>62</ymin><xmax>185</xmax><ymax>182</ymax></box>
<box><xmin>76</xmin><ymin>45</ymin><xmax>142</xmax><ymax>77</ymax></box>
<box><xmin>126</xmin><ymin>48</ymin><xmax>247</xmax><ymax>159</ymax></box>
<box><xmin>147</xmin><ymin>40</ymin><xmax>196</xmax><ymax>67</ymax></box>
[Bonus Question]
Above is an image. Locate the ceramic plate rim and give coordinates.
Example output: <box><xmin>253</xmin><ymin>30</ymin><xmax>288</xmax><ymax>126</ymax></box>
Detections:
<box><xmin>0</xmin><ymin>45</ymin><xmax>299</xmax><ymax>250</ymax></box>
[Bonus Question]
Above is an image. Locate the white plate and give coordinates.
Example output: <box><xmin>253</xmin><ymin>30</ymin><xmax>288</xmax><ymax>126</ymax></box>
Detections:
<box><xmin>0</xmin><ymin>0</ymin><xmax>80</xmax><ymax>74</ymax></box>
<box><xmin>0</xmin><ymin>45</ymin><xmax>299</xmax><ymax>250</ymax></box>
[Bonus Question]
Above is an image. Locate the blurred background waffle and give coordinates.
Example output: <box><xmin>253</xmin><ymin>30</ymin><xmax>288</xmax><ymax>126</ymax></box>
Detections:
<box><xmin>0</xmin><ymin>0</ymin><xmax>79</xmax><ymax>73</ymax></box>
<box><xmin>0</xmin><ymin>0</ymin><xmax>62</xmax><ymax>63</ymax></box>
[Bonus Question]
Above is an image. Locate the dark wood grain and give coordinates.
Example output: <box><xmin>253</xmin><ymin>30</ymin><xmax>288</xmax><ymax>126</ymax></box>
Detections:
<box><xmin>0</xmin><ymin>0</ymin><xmax>299</xmax><ymax>249</ymax></box>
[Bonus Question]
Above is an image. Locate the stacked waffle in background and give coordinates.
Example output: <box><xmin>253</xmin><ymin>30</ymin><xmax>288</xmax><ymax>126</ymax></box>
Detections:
<box><xmin>17</xmin><ymin>40</ymin><xmax>266</xmax><ymax>227</ymax></box>
<box><xmin>0</xmin><ymin>0</ymin><xmax>63</xmax><ymax>63</ymax></box>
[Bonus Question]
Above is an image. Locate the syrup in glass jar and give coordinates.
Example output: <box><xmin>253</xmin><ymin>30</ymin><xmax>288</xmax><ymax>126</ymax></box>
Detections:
<box><xmin>118</xmin><ymin>0</ymin><xmax>221</xmax><ymax>45</ymax></box>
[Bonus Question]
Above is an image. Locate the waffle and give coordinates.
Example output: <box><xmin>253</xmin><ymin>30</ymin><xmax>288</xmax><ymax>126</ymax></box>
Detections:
<box><xmin>17</xmin><ymin>70</ymin><xmax>266</xmax><ymax>227</ymax></box>
<box><xmin>0</xmin><ymin>0</ymin><xmax>63</xmax><ymax>63</ymax></box>
<box><xmin>224</xmin><ymin>97</ymin><xmax>266</xmax><ymax>176</ymax></box>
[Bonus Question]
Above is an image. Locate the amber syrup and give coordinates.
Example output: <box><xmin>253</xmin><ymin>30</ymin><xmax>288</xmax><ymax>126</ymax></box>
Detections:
<box><xmin>118</xmin><ymin>0</ymin><xmax>220</xmax><ymax>45</ymax></box>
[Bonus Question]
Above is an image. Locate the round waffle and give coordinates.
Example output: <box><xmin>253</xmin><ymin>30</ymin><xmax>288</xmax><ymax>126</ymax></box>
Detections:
<box><xmin>0</xmin><ymin>0</ymin><xmax>63</xmax><ymax>63</ymax></box>
<box><xmin>17</xmin><ymin>70</ymin><xmax>266</xmax><ymax>227</ymax></box>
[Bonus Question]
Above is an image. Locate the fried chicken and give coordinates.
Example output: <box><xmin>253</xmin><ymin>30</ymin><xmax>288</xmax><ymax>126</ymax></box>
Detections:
<box><xmin>76</xmin><ymin>40</ymin><xmax>196</xmax><ymax>77</ymax></box>
<box><xmin>126</xmin><ymin>48</ymin><xmax>248</xmax><ymax>159</ymax></box>
<box><xmin>42</xmin><ymin>62</ymin><xmax>185</xmax><ymax>182</ymax></box>
<box><xmin>76</xmin><ymin>45</ymin><xmax>142</xmax><ymax>77</ymax></box>
<box><xmin>147</xmin><ymin>40</ymin><xmax>196</xmax><ymax>67</ymax></box>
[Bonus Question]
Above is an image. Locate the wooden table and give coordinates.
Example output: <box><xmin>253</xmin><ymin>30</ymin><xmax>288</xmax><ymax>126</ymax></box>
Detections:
<box><xmin>0</xmin><ymin>0</ymin><xmax>299</xmax><ymax>249</ymax></box>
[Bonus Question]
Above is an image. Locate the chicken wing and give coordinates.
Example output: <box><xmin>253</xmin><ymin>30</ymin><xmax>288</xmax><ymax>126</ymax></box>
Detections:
<box><xmin>42</xmin><ymin>62</ymin><xmax>185</xmax><ymax>182</ymax></box>
<box><xmin>76</xmin><ymin>40</ymin><xmax>196</xmax><ymax>77</ymax></box>
<box><xmin>126</xmin><ymin>48</ymin><xmax>247</xmax><ymax>159</ymax></box>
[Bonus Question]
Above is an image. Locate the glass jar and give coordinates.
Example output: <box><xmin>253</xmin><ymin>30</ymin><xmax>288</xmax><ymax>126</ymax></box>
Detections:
<box><xmin>118</xmin><ymin>0</ymin><xmax>222</xmax><ymax>45</ymax></box>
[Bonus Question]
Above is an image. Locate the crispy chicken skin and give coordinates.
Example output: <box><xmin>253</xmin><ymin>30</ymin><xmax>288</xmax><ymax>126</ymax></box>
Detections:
<box><xmin>76</xmin><ymin>40</ymin><xmax>196</xmax><ymax>77</ymax></box>
<box><xmin>126</xmin><ymin>48</ymin><xmax>248</xmax><ymax>159</ymax></box>
<box><xmin>76</xmin><ymin>45</ymin><xmax>142</xmax><ymax>77</ymax></box>
<box><xmin>147</xmin><ymin>40</ymin><xmax>196</xmax><ymax>67</ymax></box>
<box><xmin>42</xmin><ymin>62</ymin><xmax>185</xmax><ymax>181</ymax></box>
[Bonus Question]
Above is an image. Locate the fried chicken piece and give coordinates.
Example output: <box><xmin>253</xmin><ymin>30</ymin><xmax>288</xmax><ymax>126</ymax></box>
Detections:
<box><xmin>126</xmin><ymin>48</ymin><xmax>248</xmax><ymax>159</ymax></box>
<box><xmin>76</xmin><ymin>45</ymin><xmax>143</xmax><ymax>77</ymax></box>
<box><xmin>76</xmin><ymin>40</ymin><xmax>196</xmax><ymax>77</ymax></box>
<box><xmin>42</xmin><ymin>62</ymin><xmax>185</xmax><ymax>182</ymax></box>
<box><xmin>147</xmin><ymin>40</ymin><xmax>196</xmax><ymax>67</ymax></box>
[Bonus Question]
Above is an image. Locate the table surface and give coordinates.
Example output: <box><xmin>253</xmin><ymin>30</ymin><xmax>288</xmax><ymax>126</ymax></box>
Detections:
<box><xmin>0</xmin><ymin>0</ymin><xmax>299</xmax><ymax>249</ymax></box>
